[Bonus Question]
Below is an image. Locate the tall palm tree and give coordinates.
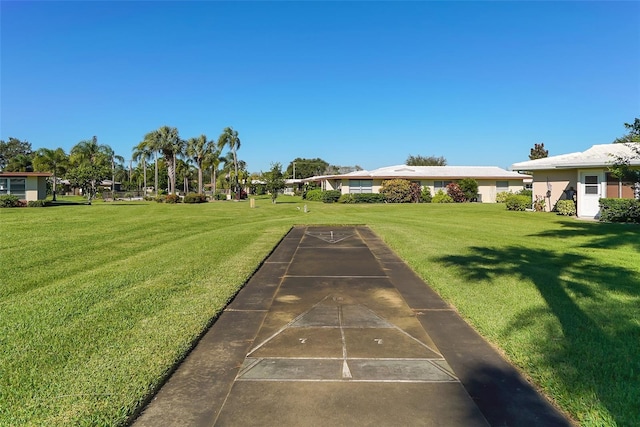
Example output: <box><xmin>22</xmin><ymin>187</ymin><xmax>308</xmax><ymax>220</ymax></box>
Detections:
<box><xmin>154</xmin><ymin>126</ymin><xmax>181</xmax><ymax>195</ymax></box>
<box><xmin>217</xmin><ymin>127</ymin><xmax>241</xmax><ymax>198</ymax></box>
<box><xmin>33</xmin><ymin>147</ymin><xmax>69</xmax><ymax>201</ymax></box>
<box><xmin>5</xmin><ymin>153</ymin><xmax>34</xmax><ymax>172</ymax></box>
<box><xmin>139</xmin><ymin>130</ymin><xmax>161</xmax><ymax>197</ymax></box>
<box><xmin>186</xmin><ymin>134</ymin><xmax>213</xmax><ymax>194</ymax></box>
<box><xmin>203</xmin><ymin>144</ymin><xmax>223</xmax><ymax>195</ymax></box>
<box><xmin>105</xmin><ymin>147</ymin><xmax>125</xmax><ymax>194</ymax></box>
<box><xmin>132</xmin><ymin>139</ymin><xmax>154</xmax><ymax>193</ymax></box>
<box><xmin>69</xmin><ymin>136</ymin><xmax>112</xmax><ymax>200</ymax></box>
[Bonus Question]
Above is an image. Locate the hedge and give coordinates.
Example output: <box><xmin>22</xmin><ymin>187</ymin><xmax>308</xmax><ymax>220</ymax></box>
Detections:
<box><xmin>321</xmin><ymin>190</ymin><xmax>341</xmax><ymax>203</ymax></box>
<box><xmin>599</xmin><ymin>198</ymin><xmax>640</xmax><ymax>223</ymax></box>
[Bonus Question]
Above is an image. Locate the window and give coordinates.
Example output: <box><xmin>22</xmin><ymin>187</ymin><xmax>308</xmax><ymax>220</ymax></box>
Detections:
<box><xmin>0</xmin><ymin>178</ymin><xmax>26</xmax><ymax>198</ymax></box>
<box><xmin>349</xmin><ymin>180</ymin><xmax>372</xmax><ymax>193</ymax></box>
<box><xmin>584</xmin><ymin>175</ymin><xmax>599</xmax><ymax>195</ymax></box>
<box><xmin>434</xmin><ymin>181</ymin><xmax>453</xmax><ymax>191</ymax></box>
<box><xmin>496</xmin><ymin>181</ymin><xmax>509</xmax><ymax>193</ymax></box>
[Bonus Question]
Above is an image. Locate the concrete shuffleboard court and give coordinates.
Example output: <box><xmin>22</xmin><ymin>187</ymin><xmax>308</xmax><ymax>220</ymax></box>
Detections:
<box><xmin>133</xmin><ymin>226</ymin><xmax>572</xmax><ymax>427</ymax></box>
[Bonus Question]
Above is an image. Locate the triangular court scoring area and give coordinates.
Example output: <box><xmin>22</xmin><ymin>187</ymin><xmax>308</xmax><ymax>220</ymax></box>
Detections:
<box><xmin>237</xmin><ymin>297</ymin><xmax>459</xmax><ymax>383</ymax></box>
<box><xmin>304</xmin><ymin>230</ymin><xmax>355</xmax><ymax>244</ymax></box>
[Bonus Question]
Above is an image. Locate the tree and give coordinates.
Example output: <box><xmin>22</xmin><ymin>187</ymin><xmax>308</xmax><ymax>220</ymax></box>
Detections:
<box><xmin>0</xmin><ymin>137</ymin><xmax>32</xmax><ymax>171</ymax></box>
<box><xmin>217</xmin><ymin>127</ymin><xmax>241</xmax><ymax>198</ymax></box>
<box><xmin>69</xmin><ymin>136</ymin><xmax>112</xmax><ymax>203</ymax></box>
<box><xmin>285</xmin><ymin>158</ymin><xmax>329</xmax><ymax>179</ymax></box>
<box><xmin>458</xmin><ymin>178</ymin><xmax>479</xmax><ymax>202</ymax></box>
<box><xmin>380</xmin><ymin>179</ymin><xmax>412</xmax><ymax>203</ymax></box>
<box><xmin>33</xmin><ymin>148</ymin><xmax>69</xmax><ymax>201</ymax></box>
<box><xmin>610</xmin><ymin>118</ymin><xmax>640</xmax><ymax>195</ymax></box>
<box><xmin>203</xmin><ymin>144</ymin><xmax>223</xmax><ymax>195</ymax></box>
<box><xmin>4</xmin><ymin>153</ymin><xmax>34</xmax><ymax>172</ymax></box>
<box><xmin>406</xmin><ymin>154</ymin><xmax>447</xmax><ymax>166</ymax></box>
<box><xmin>529</xmin><ymin>143</ymin><xmax>549</xmax><ymax>160</ymax></box>
<box><xmin>264</xmin><ymin>162</ymin><xmax>285</xmax><ymax>203</ymax></box>
<box><xmin>186</xmin><ymin>134</ymin><xmax>213</xmax><ymax>194</ymax></box>
<box><xmin>132</xmin><ymin>137</ymin><xmax>156</xmax><ymax>193</ymax></box>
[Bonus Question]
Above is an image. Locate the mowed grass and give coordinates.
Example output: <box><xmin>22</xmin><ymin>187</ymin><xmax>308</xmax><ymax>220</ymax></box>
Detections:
<box><xmin>1</xmin><ymin>198</ymin><xmax>638</xmax><ymax>426</ymax></box>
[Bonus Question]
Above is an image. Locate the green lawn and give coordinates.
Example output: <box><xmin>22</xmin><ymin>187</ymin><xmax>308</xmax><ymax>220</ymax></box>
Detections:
<box><xmin>1</xmin><ymin>198</ymin><xmax>638</xmax><ymax>426</ymax></box>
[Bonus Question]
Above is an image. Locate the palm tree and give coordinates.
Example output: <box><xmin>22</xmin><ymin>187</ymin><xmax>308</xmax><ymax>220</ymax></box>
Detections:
<box><xmin>217</xmin><ymin>127</ymin><xmax>241</xmax><ymax>198</ymax></box>
<box><xmin>33</xmin><ymin>147</ymin><xmax>68</xmax><ymax>201</ymax></box>
<box><xmin>132</xmin><ymin>139</ymin><xmax>155</xmax><ymax>193</ymax></box>
<box><xmin>105</xmin><ymin>147</ymin><xmax>125</xmax><ymax>194</ymax></box>
<box><xmin>203</xmin><ymin>144</ymin><xmax>223</xmax><ymax>196</ymax></box>
<box><xmin>69</xmin><ymin>136</ymin><xmax>112</xmax><ymax>201</ymax></box>
<box><xmin>186</xmin><ymin>134</ymin><xmax>213</xmax><ymax>194</ymax></box>
<box><xmin>153</xmin><ymin>126</ymin><xmax>181</xmax><ymax>195</ymax></box>
<box><xmin>5</xmin><ymin>153</ymin><xmax>34</xmax><ymax>172</ymax></box>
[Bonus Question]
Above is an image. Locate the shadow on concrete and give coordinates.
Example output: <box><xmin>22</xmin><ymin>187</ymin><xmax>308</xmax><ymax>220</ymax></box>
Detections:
<box><xmin>437</xmin><ymin>246</ymin><xmax>640</xmax><ymax>425</ymax></box>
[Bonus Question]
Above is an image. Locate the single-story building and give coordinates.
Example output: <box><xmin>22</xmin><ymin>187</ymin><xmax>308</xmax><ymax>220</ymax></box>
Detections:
<box><xmin>511</xmin><ymin>143</ymin><xmax>640</xmax><ymax>218</ymax></box>
<box><xmin>303</xmin><ymin>165</ymin><xmax>532</xmax><ymax>203</ymax></box>
<box><xmin>0</xmin><ymin>172</ymin><xmax>51</xmax><ymax>202</ymax></box>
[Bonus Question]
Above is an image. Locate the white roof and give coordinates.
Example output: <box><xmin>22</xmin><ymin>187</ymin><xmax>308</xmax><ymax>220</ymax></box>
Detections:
<box><xmin>306</xmin><ymin>165</ymin><xmax>530</xmax><ymax>180</ymax></box>
<box><xmin>511</xmin><ymin>143</ymin><xmax>640</xmax><ymax>171</ymax></box>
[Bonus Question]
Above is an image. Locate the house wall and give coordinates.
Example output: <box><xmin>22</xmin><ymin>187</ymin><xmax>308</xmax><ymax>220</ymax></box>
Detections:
<box><xmin>530</xmin><ymin>170</ymin><xmax>577</xmax><ymax>212</ymax></box>
<box><xmin>26</xmin><ymin>176</ymin><xmax>48</xmax><ymax>201</ymax></box>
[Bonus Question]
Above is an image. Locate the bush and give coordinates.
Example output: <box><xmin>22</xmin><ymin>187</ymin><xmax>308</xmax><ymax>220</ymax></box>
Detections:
<box><xmin>0</xmin><ymin>195</ymin><xmax>21</xmax><ymax>208</ymax></box>
<box><xmin>409</xmin><ymin>182</ymin><xmax>422</xmax><ymax>203</ymax></box>
<box><xmin>533</xmin><ymin>195</ymin><xmax>546</xmax><ymax>212</ymax></box>
<box><xmin>155</xmin><ymin>196</ymin><xmax>165</xmax><ymax>203</ymax></box>
<box><xmin>599</xmin><ymin>198</ymin><xmax>640</xmax><ymax>223</ymax></box>
<box><xmin>321</xmin><ymin>190</ymin><xmax>341</xmax><ymax>203</ymax></box>
<box><xmin>338</xmin><ymin>194</ymin><xmax>355</xmax><ymax>204</ymax></box>
<box><xmin>27</xmin><ymin>200</ymin><xmax>49</xmax><ymax>208</ymax></box>
<box><xmin>354</xmin><ymin>193</ymin><xmax>385</xmax><ymax>203</ymax></box>
<box><xmin>305</xmin><ymin>189</ymin><xmax>323</xmax><ymax>202</ymax></box>
<box><xmin>213</xmin><ymin>193</ymin><xmax>226</xmax><ymax>201</ymax></box>
<box><xmin>505</xmin><ymin>194</ymin><xmax>531</xmax><ymax>211</ymax></box>
<box><xmin>432</xmin><ymin>190</ymin><xmax>453</xmax><ymax>203</ymax></box>
<box><xmin>517</xmin><ymin>189</ymin><xmax>533</xmax><ymax>198</ymax></box>
<box><xmin>183</xmin><ymin>193</ymin><xmax>207</xmax><ymax>204</ymax></box>
<box><xmin>458</xmin><ymin>178</ymin><xmax>479</xmax><ymax>202</ymax></box>
<box><xmin>446</xmin><ymin>182</ymin><xmax>466</xmax><ymax>203</ymax></box>
<box><xmin>421</xmin><ymin>187</ymin><xmax>432</xmax><ymax>203</ymax></box>
<box><xmin>555</xmin><ymin>200</ymin><xmax>576</xmax><ymax>216</ymax></box>
<box><xmin>165</xmin><ymin>194</ymin><xmax>181</xmax><ymax>204</ymax></box>
<box><xmin>496</xmin><ymin>191</ymin><xmax>513</xmax><ymax>203</ymax></box>
<box><xmin>143</xmin><ymin>196</ymin><xmax>155</xmax><ymax>201</ymax></box>
<box><xmin>380</xmin><ymin>179</ymin><xmax>412</xmax><ymax>203</ymax></box>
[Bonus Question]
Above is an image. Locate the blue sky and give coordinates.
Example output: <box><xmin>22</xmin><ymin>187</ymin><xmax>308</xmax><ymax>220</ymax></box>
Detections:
<box><xmin>2</xmin><ymin>1</ymin><xmax>639</xmax><ymax>173</ymax></box>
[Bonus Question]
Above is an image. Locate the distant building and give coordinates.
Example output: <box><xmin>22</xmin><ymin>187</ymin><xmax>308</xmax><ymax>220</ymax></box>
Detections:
<box><xmin>0</xmin><ymin>172</ymin><xmax>51</xmax><ymax>202</ymax></box>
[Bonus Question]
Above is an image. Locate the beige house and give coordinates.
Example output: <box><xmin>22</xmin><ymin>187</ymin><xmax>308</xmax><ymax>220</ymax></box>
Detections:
<box><xmin>304</xmin><ymin>165</ymin><xmax>531</xmax><ymax>203</ymax></box>
<box><xmin>0</xmin><ymin>172</ymin><xmax>51</xmax><ymax>202</ymax></box>
<box><xmin>511</xmin><ymin>144</ymin><xmax>640</xmax><ymax>218</ymax></box>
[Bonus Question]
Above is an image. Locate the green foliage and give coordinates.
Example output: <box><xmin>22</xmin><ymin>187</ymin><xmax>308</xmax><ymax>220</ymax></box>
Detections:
<box><xmin>599</xmin><ymin>198</ymin><xmax>640</xmax><ymax>223</ymax></box>
<box><xmin>517</xmin><ymin>189</ymin><xmax>533</xmax><ymax>198</ymax></box>
<box><xmin>183</xmin><ymin>193</ymin><xmax>207</xmax><ymax>204</ymax></box>
<box><xmin>0</xmin><ymin>137</ymin><xmax>32</xmax><ymax>171</ymax></box>
<box><xmin>505</xmin><ymin>194</ymin><xmax>531</xmax><ymax>211</ymax></box>
<box><xmin>533</xmin><ymin>195</ymin><xmax>546</xmax><ymax>212</ymax></box>
<box><xmin>264</xmin><ymin>162</ymin><xmax>286</xmax><ymax>203</ymax></box>
<box><xmin>27</xmin><ymin>200</ymin><xmax>49</xmax><ymax>208</ymax></box>
<box><xmin>432</xmin><ymin>190</ymin><xmax>453</xmax><ymax>203</ymax></box>
<box><xmin>421</xmin><ymin>187</ymin><xmax>432</xmax><ymax>203</ymax></box>
<box><xmin>380</xmin><ymin>179</ymin><xmax>412</xmax><ymax>203</ymax></box>
<box><xmin>0</xmin><ymin>194</ymin><xmax>21</xmax><ymax>207</ymax></box>
<box><xmin>285</xmin><ymin>158</ymin><xmax>329</xmax><ymax>179</ymax></box>
<box><xmin>155</xmin><ymin>196</ymin><xmax>165</xmax><ymax>203</ymax></box>
<box><xmin>529</xmin><ymin>142</ymin><xmax>549</xmax><ymax>160</ymax></box>
<box><xmin>321</xmin><ymin>190</ymin><xmax>341</xmax><ymax>203</ymax></box>
<box><xmin>339</xmin><ymin>193</ymin><xmax>385</xmax><ymax>204</ymax></box>
<box><xmin>304</xmin><ymin>189</ymin><xmax>323</xmax><ymax>201</ymax></box>
<box><xmin>165</xmin><ymin>194</ymin><xmax>181</xmax><ymax>204</ymax></box>
<box><xmin>213</xmin><ymin>193</ymin><xmax>227</xmax><ymax>201</ymax></box>
<box><xmin>496</xmin><ymin>191</ymin><xmax>513</xmax><ymax>203</ymax></box>
<box><xmin>446</xmin><ymin>182</ymin><xmax>466</xmax><ymax>203</ymax></box>
<box><xmin>406</xmin><ymin>154</ymin><xmax>447</xmax><ymax>166</ymax></box>
<box><xmin>458</xmin><ymin>178</ymin><xmax>479</xmax><ymax>201</ymax></box>
<box><xmin>555</xmin><ymin>200</ymin><xmax>576</xmax><ymax>216</ymax></box>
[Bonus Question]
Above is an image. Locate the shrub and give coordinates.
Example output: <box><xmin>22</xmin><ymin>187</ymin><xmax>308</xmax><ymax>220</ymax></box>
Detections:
<box><xmin>446</xmin><ymin>182</ymin><xmax>466</xmax><ymax>203</ymax></box>
<box><xmin>555</xmin><ymin>200</ymin><xmax>576</xmax><ymax>216</ymax></box>
<box><xmin>409</xmin><ymin>182</ymin><xmax>422</xmax><ymax>203</ymax></box>
<box><xmin>421</xmin><ymin>187</ymin><xmax>432</xmax><ymax>203</ymax></box>
<box><xmin>517</xmin><ymin>189</ymin><xmax>533</xmax><ymax>198</ymax></box>
<box><xmin>183</xmin><ymin>193</ymin><xmax>207</xmax><ymax>204</ymax></box>
<box><xmin>458</xmin><ymin>178</ymin><xmax>479</xmax><ymax>201</ymax></box>
<box><xmin>599</xmin><ymin>198</ymin><xmax>640</xmax><ymax>223</ymax></box>
<box><xmin>380</xmin><ymin>179</ymin><xmax>412</xmax><ymax>203</ymax></box>
<box><xmin>338</xmin><ymin>194</ymin><xmax>355</xmax><ymax>204</ymax></box>
<box><xmin>533</xmin><ymin>195</ymin><xmax>546</xmax><ymax>212</ymax></box>
<box><xmin>505</xmin><ymin>194</ymin><xmax>531</xmax><ymax>211</ymax></box>
<box><xmin>165</xmin><ymin>194</ymin><xmax>181</xmax><ymax>204</ymax></box>
<box><xmin>143</xmin><ymin>196</ymin><xmax>155</xmax><ymax>201</ymax></box>
<box><xmin>27</xmin><ymin>200</ymin><xmax>48</xmax><ymax>208</ymax></box>
<box><xmin>0</xmin><ymin>195</ymin><xmax>21</xmax><ymax>208</ymax></box>
<box><xmin>213</xmin><ymin>193</ymin><xmax>226</xmax><ymax>201</ymax></box>
<box><xmin>305</xmin><ymin>189</ymin><xmax>323</xmax><ymax>202</ymax></box>
<box><xmin>496</xmin><ymin>191</ymin><xmax>513</xmax><ymax>203</ymax></box>
<box><xmin>155</xmin><ymin>196</ymin><xmax>165</xmax><ymax>203</ymax></box>
<box><xmin>432</xmin><ymin>190</ymin><xmax>453</xmax><ymax>203</ymax></box>
<box><xmin>321</xmin><ymin>190</ymin><xmax>341</xmax><ymax>203</ymax></box>
<box><xmin>354</xmin><ymin>193</ymin><xmax>385</xmax><ymax>203</ymax></box>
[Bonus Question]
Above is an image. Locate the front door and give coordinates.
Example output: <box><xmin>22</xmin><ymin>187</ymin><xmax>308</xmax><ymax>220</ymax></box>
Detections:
<box><xmin>578</xmin><ymin>171</ymin><xmax>604</xmax><ymax>218</ymax></box>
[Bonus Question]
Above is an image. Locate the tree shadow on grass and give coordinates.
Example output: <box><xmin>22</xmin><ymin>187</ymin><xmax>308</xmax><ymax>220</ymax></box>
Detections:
<box><xmin>438</xmin><ymin>246</ymin><xmax>640</xmax><ymax>425</ymax></box>
<box><xmin>531</xmin><ymin>219</ymin><xmax>640</xmax><ymax>252</ymax></box>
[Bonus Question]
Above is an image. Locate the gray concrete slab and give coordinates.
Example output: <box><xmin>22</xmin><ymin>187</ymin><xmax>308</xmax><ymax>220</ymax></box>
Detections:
<box><xmin>132</xmin><ymin>225</ymin><xmax>573</xmax><ymax>427</ymax></box>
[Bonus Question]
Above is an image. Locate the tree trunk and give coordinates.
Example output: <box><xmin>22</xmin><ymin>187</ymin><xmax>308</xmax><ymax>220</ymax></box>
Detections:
<box><xmin>154</xmin><ymin>152</ymin><xmax>158</xmax><ymax>197</ymax></box>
